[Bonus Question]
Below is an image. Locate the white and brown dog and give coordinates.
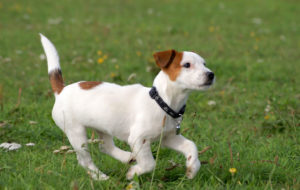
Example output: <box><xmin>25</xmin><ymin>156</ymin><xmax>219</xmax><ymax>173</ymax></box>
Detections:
<box><xmin>40</xmin><ymin>34</ymin><xmax>214</xmax><ymax>180</ymax></box>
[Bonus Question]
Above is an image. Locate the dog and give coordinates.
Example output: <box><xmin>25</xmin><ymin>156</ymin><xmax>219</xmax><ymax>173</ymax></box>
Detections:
<box><xmin>40</xmin><ymin>34</ymin><xmax>214</xmax><ymax>180</ymax></box>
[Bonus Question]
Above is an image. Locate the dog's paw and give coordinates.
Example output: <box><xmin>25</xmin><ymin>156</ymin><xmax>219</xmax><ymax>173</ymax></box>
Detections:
<box><xmin>186</xmin><ymin>158</ymin><xmax>200</xmax><ymax>179</ymax></box>
<box><xmin>126</xmin><ymin>165</ymin><xmax>141</xmax><ymax>180</ymax></box>
<box><xmin>88</xmin><ymin>171</ymin><xmax>109</xmax><ymax>181</ymax></box>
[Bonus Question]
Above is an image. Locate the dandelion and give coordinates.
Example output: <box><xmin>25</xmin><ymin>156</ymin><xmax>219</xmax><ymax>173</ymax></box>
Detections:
<box><xmin>110</xmin><ymin>72</ymin><xmax>116</xmax><ymax>78</ymax></box>
<box><xmin>147</xmin><ymin>57</ymin><xmax>155</xmax><ymax>63</ymax></box>
<box><xmin>97</xmin><ymin>58</ymin><xmax>104</xmax><ymax>64</ymax></box>
<box><xmin>253</xmin><ymin>45</ymin><xmax>258</xmax><ymax>50</ymax></box>
<box><xmin>26</xmin><ymin>7</ymin><xmax>32</xmax><ymax>14</ymax></box>
<box><xmin>250</xmin><ymin>32</ymin><xmax>255</xmax><ymax>37</ymax></box>
<box><xmin>264</xmin><ymin>115</ymin><xmax>270</xmax><ymax>120</ymax></box>
<box><xmin>103</xmin><ymin>54</ymin><xmax>108</xmax><ymax>59</ymax></box>
<box><xmin>126</xmin><ymin>181</ymin><xmax>139</xmax><ymax>190</ymax></box>
<box><xmin>97</xmin><ymin>50</ymin><xmax>102</xmax><ymax>55</ymax></box>
<box><xmin>126</xmin><ymin>183</ymin><xmax>133</xmax><ymax>190</ymax></box>
<box><xmin>136</xmin><ymin>51</ymin><xmax>141</xmax><ymax>56</ymax></box>
<box><xmin>209</xmin><ymin>26</ymin><xmax>215</xmax><ymax>32</ymax></box>
<box><xmin>115</xmin><ymin>65</ymin><xmax>119</xmax><ymax>69</ymax></box>
<box><xmin>220</xmin><ymin>90</ymin><xmax>225</xmax><ymax>96</ymax></box>
<box><xmin>11</xmin><ymin>4</ymin><xmax>22</xmax><ymax>12</ymax></box>
<box><xmin>184</xmin><ymin>31</ymin><xmax>189</xmax><ymax>37</ymax></box>
<box><xmin>229</xmin><ymin>167</ymin><xmax>237</xmax><ymax>175</ymax></box>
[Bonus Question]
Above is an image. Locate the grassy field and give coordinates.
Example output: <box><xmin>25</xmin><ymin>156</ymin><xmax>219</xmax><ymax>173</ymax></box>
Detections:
<box><xmin>0</xmin><ymin>0</ymin><xmax>299</xmax><ymax>189</ymax></box>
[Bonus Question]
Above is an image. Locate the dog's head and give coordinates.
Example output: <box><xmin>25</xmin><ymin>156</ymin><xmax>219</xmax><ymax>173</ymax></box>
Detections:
<box><xmin>153</xmin><ymin>50</ymin><xmax>214</xmax><ymax>90</ymax></box>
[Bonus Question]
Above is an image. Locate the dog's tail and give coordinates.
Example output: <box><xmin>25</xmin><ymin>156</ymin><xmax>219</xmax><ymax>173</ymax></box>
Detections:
<box><xmin>40</xmin><ymin>34</ymin><xmax>64</xmax><ymax>96</ymax></box>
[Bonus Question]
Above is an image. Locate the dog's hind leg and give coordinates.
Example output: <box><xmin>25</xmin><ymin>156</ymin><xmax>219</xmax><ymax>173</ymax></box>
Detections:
<box><xmin>65</xmin><ymin>125</ymin><xmax>109</xmax><ymax>180</ymax></box>
<box><xmin>97</xmin><ymin>132</ymin><xmax>133</xmax><ymax>163</ymax></box>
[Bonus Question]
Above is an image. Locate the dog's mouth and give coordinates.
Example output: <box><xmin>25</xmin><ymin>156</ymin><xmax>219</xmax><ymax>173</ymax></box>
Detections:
<box><xmin>199</xmin><ymin>78</ymin><xmax>215</xmax><ymax>88</ymax></box>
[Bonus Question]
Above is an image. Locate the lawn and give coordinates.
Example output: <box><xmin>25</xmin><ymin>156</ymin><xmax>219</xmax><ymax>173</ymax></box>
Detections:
<box><xmin>0</xmin><ymin>0</ymin><xmax>299</xmax><ymax>189</ymax></box>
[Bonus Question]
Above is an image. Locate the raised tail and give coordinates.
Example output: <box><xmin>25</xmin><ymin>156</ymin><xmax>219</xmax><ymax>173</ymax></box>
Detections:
<box><xmin>40</xmin><ymin>34</ymin><xmax>64</xmax><ymax>95</ymax></box>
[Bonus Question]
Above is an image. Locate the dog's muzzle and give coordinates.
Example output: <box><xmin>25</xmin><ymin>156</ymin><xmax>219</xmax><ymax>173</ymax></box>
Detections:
<box><xmin>204</xmin><ymin>72</ymin><xmax>215</xmax><ymax>85</ymax></box>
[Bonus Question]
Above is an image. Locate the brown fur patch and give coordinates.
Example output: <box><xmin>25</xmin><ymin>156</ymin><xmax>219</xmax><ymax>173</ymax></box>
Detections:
<box><xmin>153</xmin><ymin>50</ymin><xmax>183</xmax><ymax>81</ymax></box>
<box><xmin>49</xmin><ymin>69</ymin><xmax>64</xmax><ymax>94</ymax></box>
<box><xmin>188</xmin><ymin>155</ymin><xmax>192</xmax><ymax>161</ymax></box>
<box><xmin>79</xmin><ymin>81</ymin><xmax>102</xmax><ymax>90</ymax></box>
<box><xmin>129</xmin><ymin>158</ymin><xmax>136</xmax><ymax>164</ymax></box>
<box><xmin>143</xmin><ymin>139</ymin><xmax>146</xmax><ymax>144</ymax></box>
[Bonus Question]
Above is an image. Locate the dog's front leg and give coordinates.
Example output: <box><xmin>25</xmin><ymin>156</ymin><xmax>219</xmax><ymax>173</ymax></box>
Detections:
<box><xmin>162</xmin><ymin>134</ymin><xmax>200</xmax><ymax>179</ymax></box>
<box><xmin>126</xmin><ymin>136</ymin><xmax>155</xmax><ymax>180</ymax></box>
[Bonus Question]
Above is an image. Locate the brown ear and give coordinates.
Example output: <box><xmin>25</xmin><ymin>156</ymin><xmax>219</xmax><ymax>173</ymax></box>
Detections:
<box><xmin>153</xmin><ymin>49</ymin><xmax>177</xmax><ymax>68</ymax></box>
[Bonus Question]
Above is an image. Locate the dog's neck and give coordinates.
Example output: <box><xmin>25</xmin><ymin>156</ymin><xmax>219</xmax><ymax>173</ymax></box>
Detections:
<box><xmin>153</xmin><ymin>71</ymin><xmax>190</xmax><ymax>112</ymax></box>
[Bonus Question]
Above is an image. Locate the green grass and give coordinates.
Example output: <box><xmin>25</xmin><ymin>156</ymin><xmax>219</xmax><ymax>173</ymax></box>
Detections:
<box><xmin>0</xmin><ymin>0</ymin><xmax>299</xmax><ymax>189</ymax></box>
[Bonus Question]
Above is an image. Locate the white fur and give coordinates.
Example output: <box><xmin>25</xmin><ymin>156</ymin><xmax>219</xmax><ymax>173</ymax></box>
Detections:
<box><xmin>40</xmin><ymin>35</ymin><xmax>214</xmax><ymax>180</ymax></box>
<box><xmin>40</xmin><ymin>34</ymin><xmax>61</xmax><ymax>73</ymax></box>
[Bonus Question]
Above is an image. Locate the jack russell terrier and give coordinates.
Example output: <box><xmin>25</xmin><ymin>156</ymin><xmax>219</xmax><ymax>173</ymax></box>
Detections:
<box><xmin>40</xmin><ymin>34</ymin><xmax>215</xmax><ymax>180</ymax></box>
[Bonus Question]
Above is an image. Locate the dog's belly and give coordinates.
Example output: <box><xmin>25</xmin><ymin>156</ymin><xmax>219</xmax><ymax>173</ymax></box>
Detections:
<box><xmin>53</xmin><ymin>82</ymin><xmax>151</xmax><ymax>142</ymax></box>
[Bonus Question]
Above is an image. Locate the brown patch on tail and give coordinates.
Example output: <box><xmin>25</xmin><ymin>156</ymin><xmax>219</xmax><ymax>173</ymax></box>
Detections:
<box><xmin>153</xmin><ymin>49</ymin><xmax>183</xmax><ymax>81</ymax></box>
<box><xmin>49</xmin><ymin>69</ymin><xmax>64</xmax><ymax>94</ymax></box>
<box><xmin>79</xmin><ymin>81</ymin><xmax>102</xmax><ymax>90</ymax></box>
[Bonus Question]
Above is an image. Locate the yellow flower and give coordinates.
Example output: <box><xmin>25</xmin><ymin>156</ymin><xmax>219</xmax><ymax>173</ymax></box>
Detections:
<box><xmin>250</xmin><ymin>32</ymin><xmax>255</xmax><ymax>37</ymax></box>
<box><xmin>125</xmin><ymin>184</ymin><xmax>133</xmax><ymax>190</ymax></box>
<box><xmin>97</xmin><ymin>50</ymin><xmax>102</xmax><ymax>55</ymax></box>
<box><xmin>97</xmin><ymin>58</ymin><xmax>104</xmax><ymax>64</ymax></box>
<box><xmin>110</xmin><ymin>72</ymin><xmax>116</xmax><ymax>78</ymax></box>
<box><xmin>253</xmin><ymin>45</ymin><xmax>258</xmax><ymax>50</ymax></box>
<box><xmin>103</xmin><ymin>54</ymin><xmax>108</xmax><ymax>59</ymax></box>
<box><xmin>26</xmin><ymin>7</ymin><xmax>32</xmax><ymax>14</ymax></box>
<box><xmin>11</xmin><ymin>3</ymin><xmax>22</xmax><ymax>12</ymax></box>
<box><xmin>209</xmin><ymin>26</ymin><xmax>215</xmax><ymax>32</ymax></box>
<box><xmin>264</xmin><ymin>115</ymin><xmax>270</xmax><ymax>120</ymax></box>
<box><xmin>115</xmin><ymin>65</ymin><xmax>119</xmax><ymax>69</ymax></box>
<box><xmin>229</xmin><ymin>168</ymin><xmax>237</xmax><ymax>175</ymax></box>
<box><xmin>136</xmin><ymin>51</ymin><xmax>141</xmax><ymax>56</ymax></box>
<box><xmin>0</xmin><ymin>3</ymin><xmax>3</xmax><ymax>9</ymax></box>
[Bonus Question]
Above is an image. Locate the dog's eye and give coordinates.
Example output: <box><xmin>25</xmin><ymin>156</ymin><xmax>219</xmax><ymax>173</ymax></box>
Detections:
<box><xmin>183</xmin><ymin>62</ymin><xmax>190</xmax><ymax>68</ymax></box>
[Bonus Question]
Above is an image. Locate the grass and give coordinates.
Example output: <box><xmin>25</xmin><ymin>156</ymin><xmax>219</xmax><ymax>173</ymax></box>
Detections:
<box><xmin>0</xmin><ymin>0</ymin><xmax>299</xmax><ymax>189</ymax></box>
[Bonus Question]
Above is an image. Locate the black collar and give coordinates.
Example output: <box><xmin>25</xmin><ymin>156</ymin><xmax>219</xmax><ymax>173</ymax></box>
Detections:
<box><xmin>149</xmin><ymin>86</ymin><xmax>186</xmax><ymax>118</ymax></box>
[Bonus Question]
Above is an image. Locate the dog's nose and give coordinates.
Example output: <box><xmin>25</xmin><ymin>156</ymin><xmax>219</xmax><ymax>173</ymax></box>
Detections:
<box><xmin>206</xmin><ymin>72</ymin><xmax>214</xmax><ymax>80</ymax></box>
